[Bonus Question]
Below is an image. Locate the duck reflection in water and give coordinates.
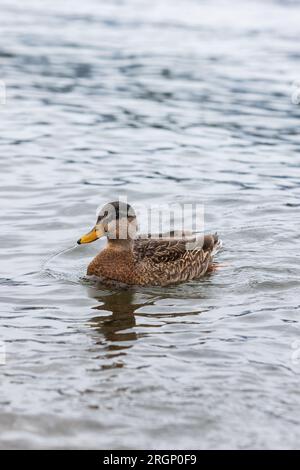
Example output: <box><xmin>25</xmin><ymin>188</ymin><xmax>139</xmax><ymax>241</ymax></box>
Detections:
<box><xmin>88</xmin><ymin>289</ymin><xmax>143</xmax><ymax>347</ymax></box>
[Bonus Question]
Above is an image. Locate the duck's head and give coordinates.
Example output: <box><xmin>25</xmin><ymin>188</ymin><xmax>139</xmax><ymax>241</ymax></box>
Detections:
<box><xmin>77</xmin><ymin>201</ymin><xmax>137</xmax><ymax>245</ymax></box>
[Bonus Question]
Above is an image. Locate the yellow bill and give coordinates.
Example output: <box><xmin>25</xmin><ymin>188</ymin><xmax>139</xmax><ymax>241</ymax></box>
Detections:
<box><xmin>77</xmin><ymin>224</ymin><xmax>105</xmax><ymax>245</ymax></box>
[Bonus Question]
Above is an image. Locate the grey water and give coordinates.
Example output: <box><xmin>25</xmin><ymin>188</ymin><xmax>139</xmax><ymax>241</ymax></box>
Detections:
<box><xmin>1</xmin><ymin>0</ymin><xmax>300</xmax><ymax>449</ymax></box>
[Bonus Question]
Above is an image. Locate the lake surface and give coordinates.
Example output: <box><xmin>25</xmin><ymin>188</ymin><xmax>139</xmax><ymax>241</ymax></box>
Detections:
<box><xmin>1</xmin><ymin>0</ymin><xmax>300</xmax><ymax>449</ymax></box>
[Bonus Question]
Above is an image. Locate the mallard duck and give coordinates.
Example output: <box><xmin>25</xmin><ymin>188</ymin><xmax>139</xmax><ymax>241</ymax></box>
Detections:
<box><xmin>77</xmin><ymin>201</ymin><xmax>221</xmax><ymax>287</ymax></box>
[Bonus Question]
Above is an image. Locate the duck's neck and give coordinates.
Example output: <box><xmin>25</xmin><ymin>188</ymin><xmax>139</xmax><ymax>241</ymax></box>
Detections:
<box><xmin>106</xmin><ymin>238</ymin><xmax>134</xmax><ymax>252</ymax></box>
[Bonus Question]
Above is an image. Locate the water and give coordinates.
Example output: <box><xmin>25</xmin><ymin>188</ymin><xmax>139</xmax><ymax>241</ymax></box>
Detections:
<box><xmin>1</xmin><ymin>0</ymin><xmax>300</xmax><ymax>449</ymax></box>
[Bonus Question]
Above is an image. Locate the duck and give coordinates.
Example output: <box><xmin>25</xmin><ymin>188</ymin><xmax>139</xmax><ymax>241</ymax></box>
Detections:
<box><xmin>77</xmin><ymin>201</ymin><xmax>221</xmax><ymax>287</ymax></box>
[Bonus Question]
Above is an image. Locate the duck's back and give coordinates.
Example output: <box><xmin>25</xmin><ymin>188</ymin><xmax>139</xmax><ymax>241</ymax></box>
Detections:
<box><xmin>133</xmin><ymin>234</ymin><xmax>220</xmax><ymax>286</ymax></box>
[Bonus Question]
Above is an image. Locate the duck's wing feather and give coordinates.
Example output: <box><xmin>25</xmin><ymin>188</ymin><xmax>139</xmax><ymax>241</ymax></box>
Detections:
<box><xmin>134</xmin><ymin>238</ymin><xmax>187</xmax><ymax>263</ymax></box>
<box><xmin>134</xmin><ymin>233</ymin><xmax>219</xmax><ymax>264</ymax></box>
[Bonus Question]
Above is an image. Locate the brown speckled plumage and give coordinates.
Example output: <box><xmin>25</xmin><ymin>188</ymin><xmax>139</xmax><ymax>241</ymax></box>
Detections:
<box><xmin>87</xmin><ymin>233</ymin><xmax>220</xmax><ymax>287</ymax></box>
<box><xmin>78</xmin><ymin>201</ymin><xmax>221</xmax><ymax>287</ymax></box>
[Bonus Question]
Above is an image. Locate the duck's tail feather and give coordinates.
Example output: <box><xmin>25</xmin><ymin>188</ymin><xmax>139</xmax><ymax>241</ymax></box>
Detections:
<box><xmin>212</xmin><ymin>233</ymin><xmax>223</xmax><ymax>256</ymax></box>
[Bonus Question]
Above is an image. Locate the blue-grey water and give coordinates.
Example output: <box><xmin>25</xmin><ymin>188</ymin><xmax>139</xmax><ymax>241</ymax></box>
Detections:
<box><xmin>1</xmin><ymin>0</ymin><xmax>300</xmax><ymax>449</ymax></box>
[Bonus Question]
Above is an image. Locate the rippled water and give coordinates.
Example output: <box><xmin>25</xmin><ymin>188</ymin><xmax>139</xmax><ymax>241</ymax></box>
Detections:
<box><xmin>1</xmin><ymin>0</ymin><xmax>300</xmax><ymax>450</ymax></box>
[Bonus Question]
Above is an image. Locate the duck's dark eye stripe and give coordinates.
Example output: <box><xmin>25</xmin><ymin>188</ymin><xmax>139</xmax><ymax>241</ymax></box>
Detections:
<box><xmin>97</xmin><ymin>210</ymin><xmax>108</xmax><ymax>222</ymax></box>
